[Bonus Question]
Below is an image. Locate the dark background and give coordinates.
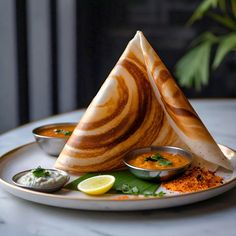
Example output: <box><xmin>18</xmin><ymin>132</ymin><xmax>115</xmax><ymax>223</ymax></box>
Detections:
<box><xmin>0</xmin><ymin>0</ymin><xmax>236</xmax><ymax>133</ymax></box>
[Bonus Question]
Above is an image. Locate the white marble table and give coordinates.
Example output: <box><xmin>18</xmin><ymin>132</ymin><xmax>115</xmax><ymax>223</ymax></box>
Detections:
<box><xmin>1</xmin><ymin>99</ymin><xmax>236</xmax><ymax>236</ymax></box>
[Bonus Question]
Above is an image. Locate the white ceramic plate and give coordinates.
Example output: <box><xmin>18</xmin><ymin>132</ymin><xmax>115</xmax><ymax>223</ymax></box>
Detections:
<box><xmin>0</xmin><ymin>142</ymin><xmax>236</xmax><ymax>211</ymax></box>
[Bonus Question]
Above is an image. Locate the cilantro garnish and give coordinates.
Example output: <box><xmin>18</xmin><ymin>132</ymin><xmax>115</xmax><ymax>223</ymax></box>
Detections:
<box><xmin>144</xmin><ymin>190</ymin><xmax>166</xmax><ymax>197</ymax></box>
<box><xmin>145</xmin><ymin>153</ymin><xmax>173</xmax><ymax>166</ymax></box>
<box><xmin>32</xmin><ymin>166</ymin><xmax>50</xmax><ymax>178</ymax></box>
<box><xmin>121</xmin><ymin>184</ymin><xmax>139</xmax><ymax>195</ymax></box>
<box><xmin>54</xmin><ymin>129</ymin><xmax>72</xmax><ymax>136</ymax></box>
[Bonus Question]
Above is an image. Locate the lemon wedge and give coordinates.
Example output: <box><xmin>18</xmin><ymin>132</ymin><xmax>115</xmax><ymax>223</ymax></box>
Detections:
<box><xmin>78</xmin><ymin>175</ymin><xmax>115</xmax><ymax>195</ymax></box>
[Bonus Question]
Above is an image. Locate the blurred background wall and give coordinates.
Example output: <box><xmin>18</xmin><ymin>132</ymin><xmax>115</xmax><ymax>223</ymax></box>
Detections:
<box><xmin>0</xmin><ymin>0</ymin><xmax>236</xmax><ymax>133</ymax></box>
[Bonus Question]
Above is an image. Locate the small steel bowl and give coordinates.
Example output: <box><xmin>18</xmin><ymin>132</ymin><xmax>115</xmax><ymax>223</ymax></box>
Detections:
<box><xmin>123</xmin><ymin>146</ymin><xmax>193</xmax><ymax>182</ymax></box>
<box><xmin>32</xmin><ymin>122</ymin><xmax>77</xmax><ymax>156</ymax></box>
<box><xmin>12</xmin><ymin>169</ymin><xmax>70</xmax><ymax>193</ymax></box>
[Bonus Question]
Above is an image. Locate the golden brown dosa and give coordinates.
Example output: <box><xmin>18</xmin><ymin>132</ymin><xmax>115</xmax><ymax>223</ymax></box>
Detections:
<box><xmin>55</xmin><ymin>31</ymin><xmax>232</xmax><ymax>172</ymax></box>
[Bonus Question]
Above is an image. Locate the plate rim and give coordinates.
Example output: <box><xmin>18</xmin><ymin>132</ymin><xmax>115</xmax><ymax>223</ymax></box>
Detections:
<box><xmin>0</xmin><ymin>142</ymin><xmax>236</xmax><ymax>202</ymax></box>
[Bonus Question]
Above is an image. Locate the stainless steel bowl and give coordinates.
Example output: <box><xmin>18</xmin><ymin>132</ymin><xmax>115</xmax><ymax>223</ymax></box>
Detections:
<box><xmin>123</xmin><ymin>146</ymin><xmax>193</xmax><ymax>182</ymax></box>
<box><xmin>32</xmin><ymin>122</ymin><xmax>77</xmax><ymax>156</ymax></box>
<box><xmin>12</xmin><ymin>169</ymin><xmax>70</xmax><ymax>193</ymax></box>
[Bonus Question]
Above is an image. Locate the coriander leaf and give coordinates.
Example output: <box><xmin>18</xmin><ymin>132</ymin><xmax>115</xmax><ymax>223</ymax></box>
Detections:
<box><xmin>156</xmin><ymin>191</ymin><xmax>166</xmax><ymax>197</ymax></box>
<box><xmin>131</xmin><ymin>186</ymin><xmax>139</xmax><ymax>194</ymax></box>
<box><xmin>121</xmin><ymin>185</ymin><xmax>139</xmax><ymax>195</ymax></box>
<box><xmin>64</xmin><ymin>131</ymin><xmax>73</xmax><ymax>136</ymax></box>
<box><xmin>32</xmin><ymin>166</ymin><xmax>50</xmax><ymax>178</ymax></box>
<box><xmin>158</xmin><ymin>158</ymin><xmax>172</xmax><ymax>166</ymax></box>
<box><xmin>121</xmin><ymin>184</ymin><xmax>133</xmax><ymax>194</ymax></box>
<box><xmin>145</xmin><ymin>153</ymin><xmax>172</xmax><ymax>166</ymax></box>
<box><xmin>143</xmin><ymin>190</ymin><xmax>166</xmax><ymax>197</ymax></box>
<box><xmin>145</xmin><ymin>153</ymin><xmax>164</xmax><ymax>162</ymax></box>
<box><xmin>54</xmin><ymin>129</ymin><xmax>73</xmax><ymax>136</ymax></box>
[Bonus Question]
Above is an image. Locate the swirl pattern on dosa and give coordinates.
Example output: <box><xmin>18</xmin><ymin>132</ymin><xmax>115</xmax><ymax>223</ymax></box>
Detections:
<box><xmin>138</xmin><ymin>31</ymin><xmax>232</xmax><ymax>170</ymax></box>
<box><xmin>55</xmin><ymin>31</ymin><xmax>232</xmax><ymax>172</ymax></box>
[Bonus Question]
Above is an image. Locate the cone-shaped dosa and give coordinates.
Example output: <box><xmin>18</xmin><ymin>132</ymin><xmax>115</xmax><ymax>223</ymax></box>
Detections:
<box><xmin>55</xmin><ymin>31</ymin><xmax>232</xmax><ymax>173</ymax></box>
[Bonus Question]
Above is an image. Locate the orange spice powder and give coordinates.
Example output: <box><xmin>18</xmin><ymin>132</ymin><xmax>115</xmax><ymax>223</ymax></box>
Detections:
<box><xmin>113</xmin><ymin>195</ymin><xmax>130</xmax><ymax>200</ymax></box>
<box><xmin>162</xmin><ymin>167</ymin><xmax>223</xmax><ymax>193</ymax></box>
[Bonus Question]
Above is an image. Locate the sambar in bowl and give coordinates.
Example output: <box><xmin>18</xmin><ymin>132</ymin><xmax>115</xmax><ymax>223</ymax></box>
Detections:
<box><xmin>123</xmin><ymin>146</ymin><xmax>193</xmax><ymax>181</ymax></box>
<box><xmin>32</xmin><ymin>122</ymin><xmax>77</xmax><ymax>156</ymax></box>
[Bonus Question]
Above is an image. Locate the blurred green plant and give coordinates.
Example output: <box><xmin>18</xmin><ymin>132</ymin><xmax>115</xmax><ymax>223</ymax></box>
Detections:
<box><xmin>175</xmin><ymin>0</ymin><xmax>236</xmax><ymax>90</ymax></box>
